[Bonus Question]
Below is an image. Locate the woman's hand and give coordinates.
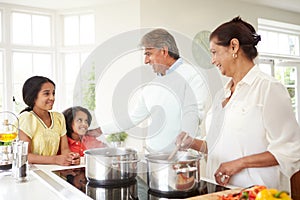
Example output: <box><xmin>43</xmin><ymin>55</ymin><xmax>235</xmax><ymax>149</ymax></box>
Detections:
<box><xmin>214</xmin><ymin>152</ymin><xmax>279</xmax><ymax>186</ymax></box>
<box><xmin>69</xmin><ymin>152</ymin><xmax>80</xmax><ymax>165</ymax></box>
<box><xmin>214</xmin><ymin>159</ymin><xmax>244</xmax><ymax>186</ymax></box>
<box><xmin>55</xmin><ymin>152</ymin><xmax>80</xmax><ymax>166</ymax></box>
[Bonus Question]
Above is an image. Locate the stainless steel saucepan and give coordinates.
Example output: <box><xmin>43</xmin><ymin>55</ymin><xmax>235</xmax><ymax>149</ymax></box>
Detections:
<box><xmin>145</xmin><ymin>151</ymin><xmax>202</xmax><ymax>193</ymax></box>
<box><xmin>85</xmin><ymin>147</ymin><xmax>139</xmax><ymax>185</ymax></box>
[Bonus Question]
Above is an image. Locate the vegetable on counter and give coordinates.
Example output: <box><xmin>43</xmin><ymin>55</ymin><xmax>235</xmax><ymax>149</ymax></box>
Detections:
<box><xmin>106</xmin><ymin>132</ymin><xmax>128</xmax><ymax>142</ymax></box>
<box><xmin>219</xmin><ymin>185</ymin><xmax>266</xmax><ymax>200</ymax></box>
<box><xmin>255</xmin><ymin>189</ymin><xmax>291</xmax><ymax>200</ymax></box>
<box><xmin>218</xmin><ymin>185</ymin><xmax>292</xmax><ymax>200</ymax></box>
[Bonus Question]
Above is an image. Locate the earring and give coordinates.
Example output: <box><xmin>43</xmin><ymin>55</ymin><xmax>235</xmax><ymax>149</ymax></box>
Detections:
<box><xmin>232</xmin><ymin>53</ymin><xmax>237</xmax><ymax>59</ymax></box>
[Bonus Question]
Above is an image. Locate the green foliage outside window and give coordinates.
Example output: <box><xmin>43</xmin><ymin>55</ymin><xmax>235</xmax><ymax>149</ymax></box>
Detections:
<box><xmin>275</xmin><ymin>66</ymin><xmax>296</xmax><ymax>113</ymax></box>
<box><xmin>83</xmin><ymin>62</ymin><xmax>96</xmax><ymax>111</ymax></box>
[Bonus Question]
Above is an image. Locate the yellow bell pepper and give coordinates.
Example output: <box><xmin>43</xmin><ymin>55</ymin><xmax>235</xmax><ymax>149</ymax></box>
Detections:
<box><xmin>255</xmin><ymin>189</ymin><xmax>291</xmax><ymax>200</ymax></box>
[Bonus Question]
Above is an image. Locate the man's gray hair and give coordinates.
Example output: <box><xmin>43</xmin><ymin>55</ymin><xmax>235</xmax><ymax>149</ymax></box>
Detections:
<box><xmin>140</xmin><ymin>28</ymin><xmax>180</xmax><ymax>59</ymax></box>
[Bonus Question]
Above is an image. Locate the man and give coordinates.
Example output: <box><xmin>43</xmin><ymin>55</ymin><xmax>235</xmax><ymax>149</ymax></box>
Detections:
<box><xmin>98</xmin><ymin>28</ymin><xmax>209</xmax><ymax>153</ymax></box>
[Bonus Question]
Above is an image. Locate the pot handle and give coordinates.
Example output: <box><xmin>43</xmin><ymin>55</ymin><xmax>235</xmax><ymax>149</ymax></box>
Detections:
<box><xmin>176</xmin><ymin>166</ymin><xmax>198</xmax><ymax>174</ymax></box>
<box><xmin>111</xmin><ymin>159</ymin><xmax>140</xmax><ymax>168</ymax></box>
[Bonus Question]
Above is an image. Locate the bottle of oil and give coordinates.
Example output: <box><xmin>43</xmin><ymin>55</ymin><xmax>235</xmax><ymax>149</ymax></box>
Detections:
<box><xmin>0</xmin><ymin>119</ymin><xmax>18</xmax><ymax>142</ymax></box>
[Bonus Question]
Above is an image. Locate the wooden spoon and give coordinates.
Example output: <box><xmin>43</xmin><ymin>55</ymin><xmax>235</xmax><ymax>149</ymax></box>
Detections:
<box><xmin>168</xmin><ymin>133</ymin><xmax>189</xmax><ymax>160</ymax></box>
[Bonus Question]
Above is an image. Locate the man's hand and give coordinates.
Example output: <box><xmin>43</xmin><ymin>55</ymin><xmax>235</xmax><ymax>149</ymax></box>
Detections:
<box><xmin>86</xmin><ymin>127</ymin><xmax>102</xmax><ymax>137</ymax></box>
<box><xmin>175</xmin><ymin>131</ymin><xmax>193</xmax><ymax>150</ymax></box>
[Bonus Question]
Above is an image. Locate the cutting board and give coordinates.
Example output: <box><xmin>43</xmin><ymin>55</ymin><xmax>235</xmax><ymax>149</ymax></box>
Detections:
<box><xmin>186</xmin><ymin>188</ymin><xmax>242</xmax><ymax>200</ymax></box>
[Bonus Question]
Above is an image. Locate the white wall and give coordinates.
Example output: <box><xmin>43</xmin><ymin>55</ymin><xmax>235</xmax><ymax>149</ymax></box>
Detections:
<box><xmin>140</xmin><ymin>0</ymin><xmax>300</xmax><ymax>37</ymax></box>
<box><xmin>94</xmin><ymin>0</ymin><xmax>141</xmax><ymax>45</ymax></box>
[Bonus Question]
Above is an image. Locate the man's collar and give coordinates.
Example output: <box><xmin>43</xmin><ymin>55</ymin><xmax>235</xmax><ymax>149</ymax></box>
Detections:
<box><xmin>164</xmin><ymin>58</ymin><xmax>182</xmax><ymax>75</ymax></box>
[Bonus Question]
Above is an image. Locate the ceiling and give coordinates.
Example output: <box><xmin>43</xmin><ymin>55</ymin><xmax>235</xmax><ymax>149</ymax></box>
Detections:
<box><xmin>240</xmin><ymin>0</ymin><xmax>300</xmax><ymax>14</ymax></box>
<box><xmin>0</xmin><ymin>0</ymin><xmax>299</xmax><ymax>13</ymax></box>
<box><xmin>0</xmin><ymin>0</ymin><xmax>126</xmax><ymax>10</ymax></box>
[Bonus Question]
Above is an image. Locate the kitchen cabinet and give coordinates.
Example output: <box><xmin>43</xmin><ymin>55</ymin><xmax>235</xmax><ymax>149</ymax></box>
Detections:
<box><xmin>291</xmin><ymin>170</ymin><xmax>300</xmax><ymax>200</ymax></box>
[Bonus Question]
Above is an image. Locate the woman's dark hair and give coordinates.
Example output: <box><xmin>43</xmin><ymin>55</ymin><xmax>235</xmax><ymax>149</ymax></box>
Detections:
<box><xmin>20</xmin><ymin>76</ymin><xmax>55</xmax><ymax>113</ymax></box>
<box><xmin>209</xmin><ymin>16</ymin><xmax>261</xmax><ymax>60</ymax></box>
<box><xmin>63</xmin><ymin>106</ymin><xmax>92</xmax><ymax>138</ymax></box>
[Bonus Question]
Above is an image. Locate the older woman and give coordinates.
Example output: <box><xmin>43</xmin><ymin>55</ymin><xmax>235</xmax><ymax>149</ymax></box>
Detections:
<box><xmin>176</xmin><ymin>16</ymin><xmax>300</xmax><ymax>191</ymax></box>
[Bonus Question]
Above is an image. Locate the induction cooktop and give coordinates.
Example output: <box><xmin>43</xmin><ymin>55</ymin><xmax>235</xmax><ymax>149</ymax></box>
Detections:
<box><xmin>52</xmin><ymin>167</ymin><xmax>229</xmax><ymax>200</ymax></box>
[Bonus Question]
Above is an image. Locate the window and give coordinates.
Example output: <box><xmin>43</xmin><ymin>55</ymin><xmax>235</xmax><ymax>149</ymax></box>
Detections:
<box><xmin>63</xmin><ymin>14</ymin><xmax>95</xmax><ymax>46</ymax></box>
<box><xmin>275</xmin><ymin>66</ymin><xmax>297</xmax><ymax>112</ymax></box>
<box><xmin>62</xmin><ymin>52</ymin><xmax>90</xmax><ymax>108</ymax></box>
<box><xmin>8</xmin><ymin>10</ymin><xmax>54</xmax><ymax>113</ymax></box>
<box><xmin>0</xmin><ymin>10</ymin><xmax>4</xmax><ymax>111</ymax></box>
<box><xmin>0</xmin><ymin>5</ymin><xmax>96</xmax><ymax>113</ymax></box>
<box><xmin>258</xmin><ymin>18</ymin><xmax>300</xmax><ymax>120</ymax></box>
<box><xmin>0</xmin><ymin>11</ymin><xmax>2</xmax><ymax>43</ymax></box>
<box><xmin>259</xmin><ymin>30</ymin><xmax>299</xmax><ymax>56</ymax></box>
<box><xmin>258</xmin><ymin>18</ymin><xmax>300</xmax><ymax>56</ymax></box>
<box><xmin>0</xmin><ymin>51</ymin><xmax>3</xmax><ymax>111</ymax></box>
<box><xmin>61</xmin><ymin>12</ymin><xmax>95</xmax><ymax>108</ymax></box>
<box><xmin>0</xmin><ymin>10</ymin><xmax>3</xmax><ymax>111</ymax></box>
<box><xmin>12</xmin><ymin>12</ymin><xmax>51</xmax><ymax>46</ymax></box>
<box><xmin>12</xmin><ymin>52</ymin><xmax>53</xmax><ymax>113</ymax></box>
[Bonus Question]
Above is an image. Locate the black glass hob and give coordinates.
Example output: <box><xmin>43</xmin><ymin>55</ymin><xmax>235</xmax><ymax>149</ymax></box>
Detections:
<box><xmin>52</xmin><ymin>167</ymin><xmax>229</xmax><ymax>200</ymax></box>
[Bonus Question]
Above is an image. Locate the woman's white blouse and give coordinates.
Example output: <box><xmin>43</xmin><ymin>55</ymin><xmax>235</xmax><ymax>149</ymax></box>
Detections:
<box><xmin>205</xmin><ymin>65</ymin><xmax>300</xmax><ymax>190</ymax></box>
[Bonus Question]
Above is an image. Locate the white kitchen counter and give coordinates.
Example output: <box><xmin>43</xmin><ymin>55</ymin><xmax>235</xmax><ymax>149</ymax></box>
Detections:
<box><xmin>0</xmin><ymin>160</ymin><xmax>233</xmax><ymax>200</ymax></box>
<box><xmin>0</xmin><ymin>163</ymin><xmax>92</xmax><ymax>200</ymax></box>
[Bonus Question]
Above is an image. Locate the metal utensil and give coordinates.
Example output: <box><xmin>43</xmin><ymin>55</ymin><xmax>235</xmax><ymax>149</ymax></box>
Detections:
<box><xmin>168</xmin><ymin>133</ymin><xmax>189</xmax><ymax>160</ymax></box>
